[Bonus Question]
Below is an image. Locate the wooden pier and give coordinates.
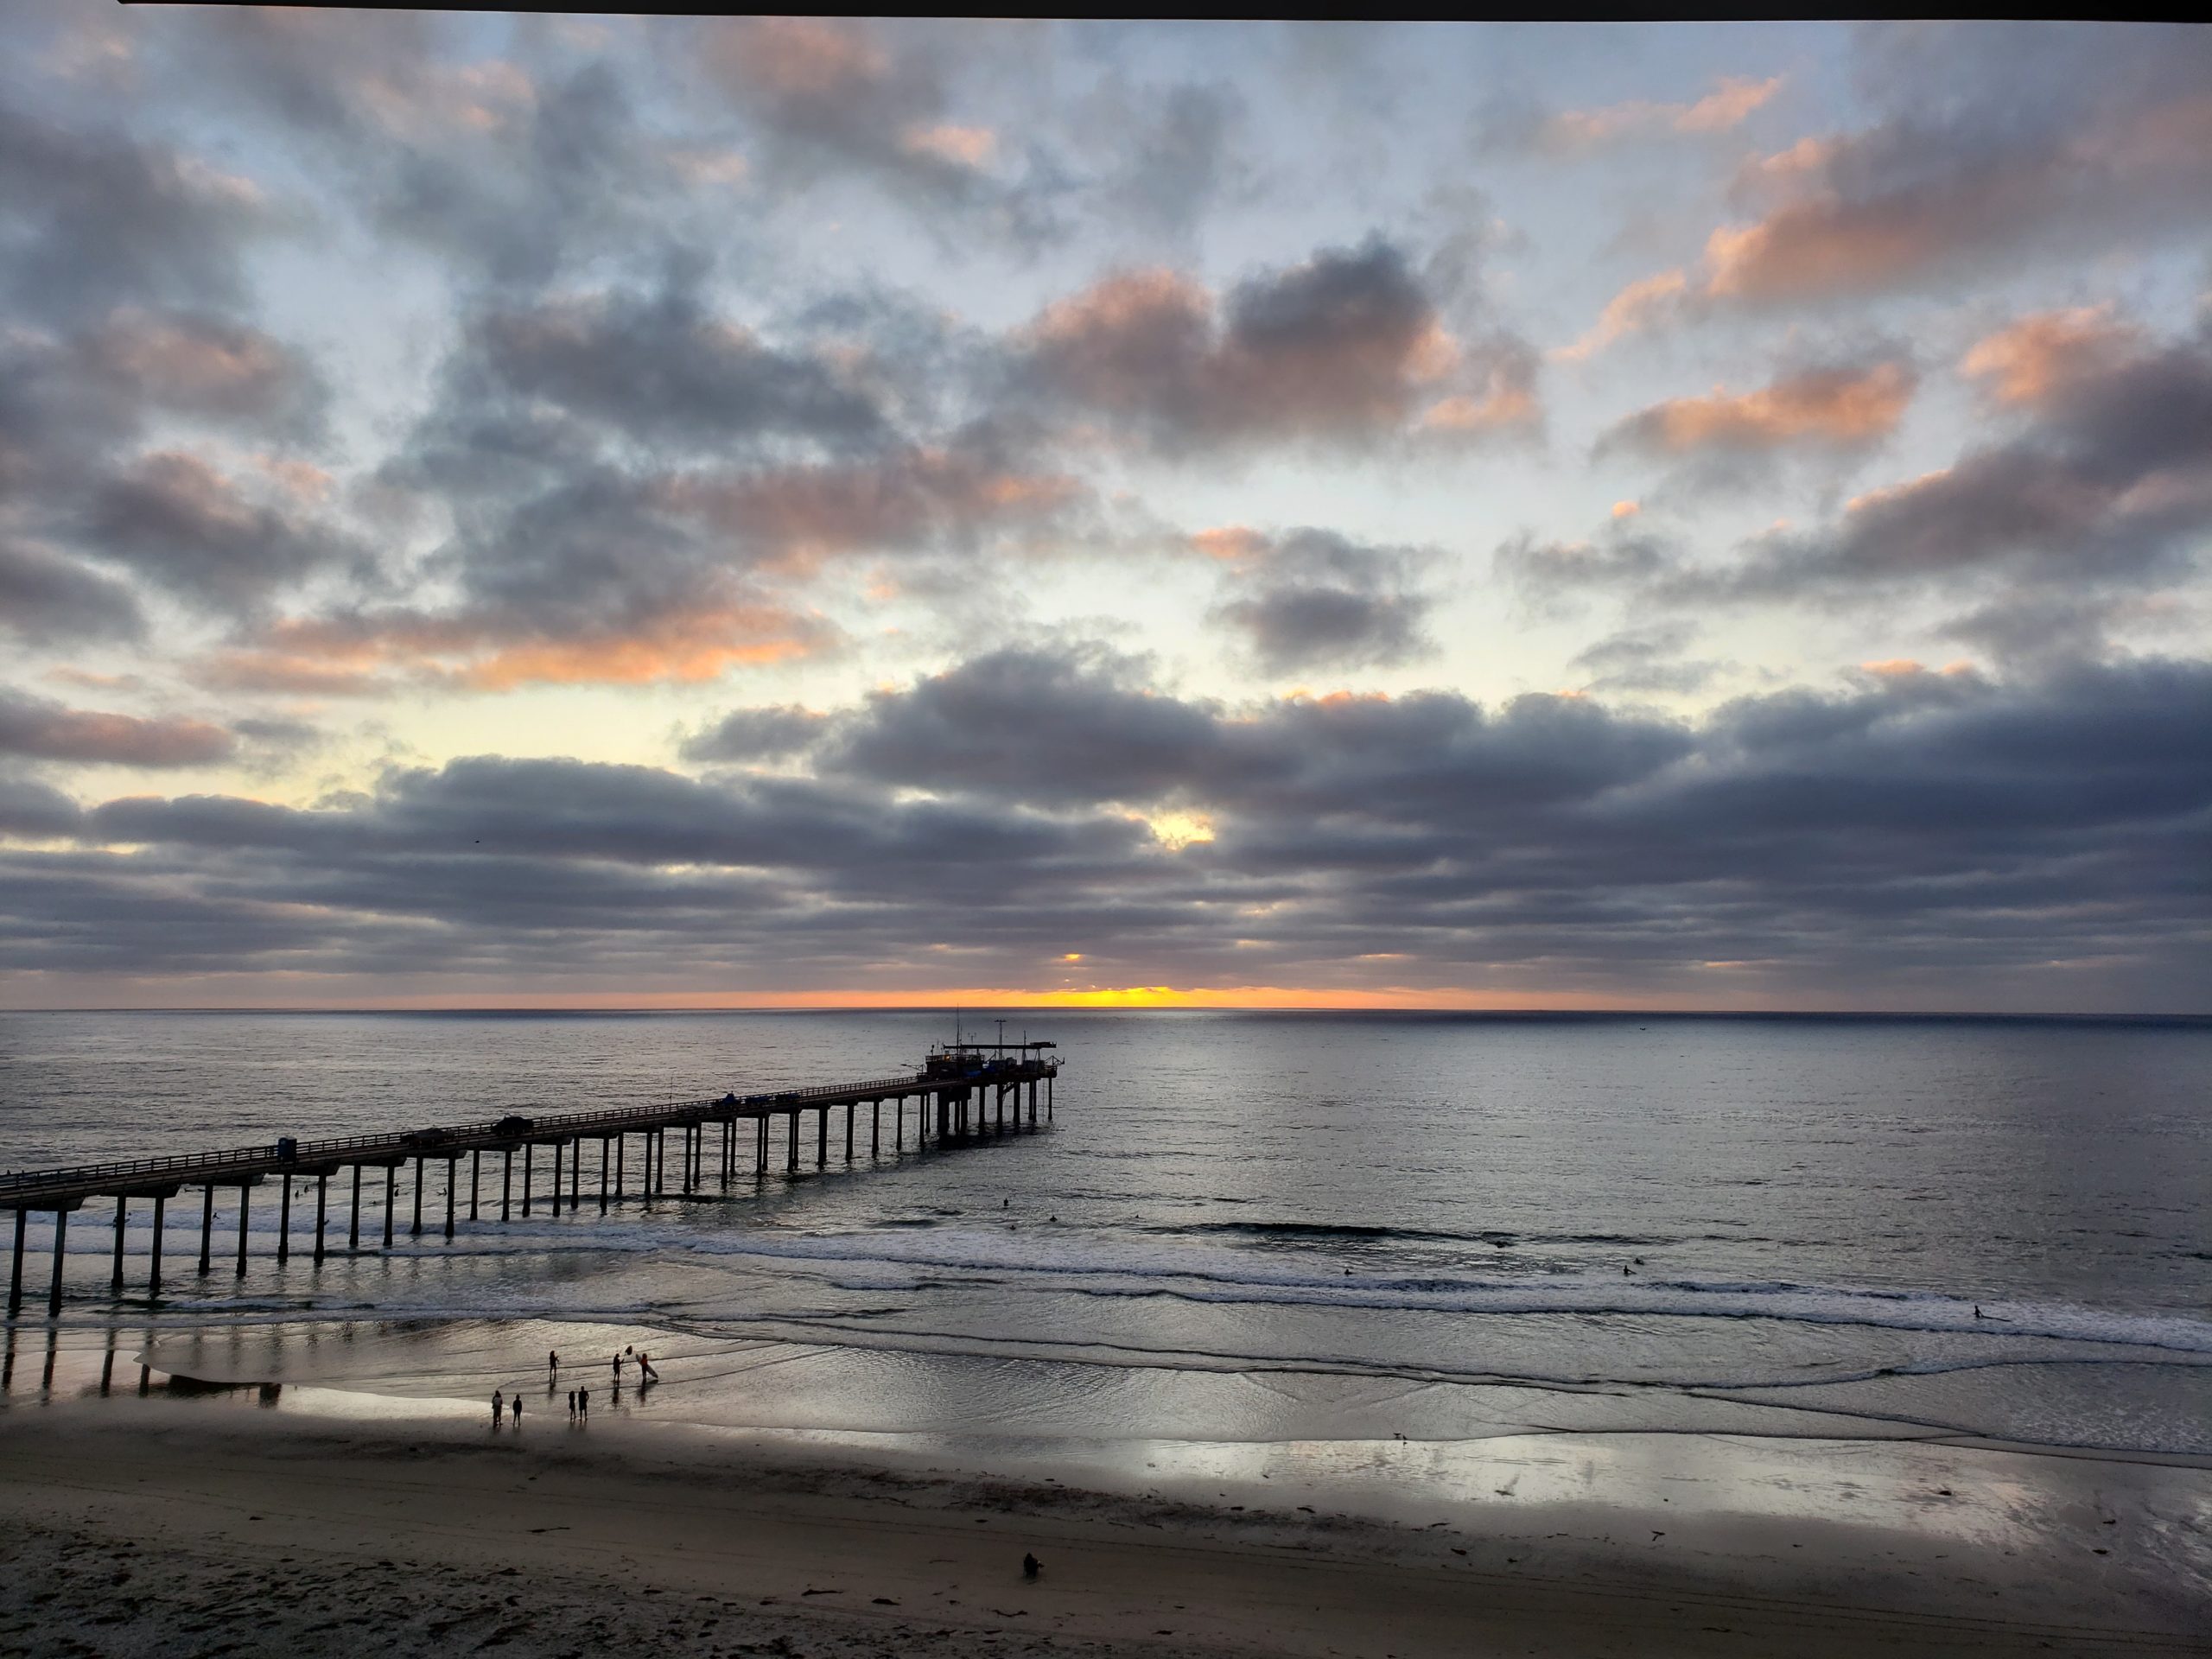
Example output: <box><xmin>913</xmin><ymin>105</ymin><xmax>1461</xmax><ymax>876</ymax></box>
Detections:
<box><xmin>0</xmin><ymin>1042</ymin><xmax>1058</xmax><ymax>1319</ymax></box>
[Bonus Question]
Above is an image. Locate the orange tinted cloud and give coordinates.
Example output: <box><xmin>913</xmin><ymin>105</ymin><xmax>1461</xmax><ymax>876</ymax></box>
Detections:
<box><xmin>1555</xmin><ymin>269</ymin><xmax>1689</xmax><ymax>361</ymax></box>
<box><xmin>1543</xmin><ymin>75</ymin><xmax>1783</xmax><ymax>150</ymax></box>
<box><xmin>724</xmin><ymin>16</ymin><xmax>889</xmax><ymax>100</ymax></box>
<box><xmin>899</xmin><ymin>122</ymin><xmax>995</xmax><ymax>169</ymax></box>
<box><xmin>198</xmin><ymin>603</ymin><xmax>835</xmax><ymax>696</ymax></box>
<box><xmin>663</xmin><ymin>449</ymin><xmax>1084</xmax><ymax>572</ymax></box>
<box><xmin>1607</xmin><ymin>360</ymin><xmax>1915</xmax><ymax>454</ymax></box>
<box><xmin>1025</xmin><ymin>241</ymin><xmax>1529</xmax><ymax>449</ymax></box>
<box><xmin>1961</xmin><ymin>306</ymin><xmax>2140</xmax><ymax>408</ymax></box>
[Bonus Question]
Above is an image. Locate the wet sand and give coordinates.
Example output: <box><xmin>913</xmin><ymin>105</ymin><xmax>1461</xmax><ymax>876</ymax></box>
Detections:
<box><xmin>2</xmin><ymin>1392</ymin><xmax>2207</xmax><ymax>1658</ymax></box>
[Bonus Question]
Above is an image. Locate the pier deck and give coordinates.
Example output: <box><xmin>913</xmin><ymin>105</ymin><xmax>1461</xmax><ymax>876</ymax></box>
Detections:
<box><xmin>1</xmin><ymin>1046</ymin><xmax>1058</xmax><ymax>1319</ymax></box>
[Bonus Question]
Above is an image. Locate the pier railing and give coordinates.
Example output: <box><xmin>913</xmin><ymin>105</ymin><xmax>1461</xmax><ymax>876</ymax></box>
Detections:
<box><xmin>0</xmin><ymin>1069</ymin><xmax>1015</xmax><ymax>1198</ymax></box>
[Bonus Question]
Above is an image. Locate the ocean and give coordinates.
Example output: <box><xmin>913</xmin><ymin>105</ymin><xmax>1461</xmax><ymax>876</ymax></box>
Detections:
<box><xmin>2</xmin><ymin>1009</ymin><xmax>2207</xmax><ymax>1459</ymax></box>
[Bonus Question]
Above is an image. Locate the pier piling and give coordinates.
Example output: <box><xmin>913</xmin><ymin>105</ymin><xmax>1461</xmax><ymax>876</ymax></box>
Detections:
<box><xmin>48</xmin><ymin>1209</ymin><xmax>67</xmax><ymax>1317</ymax></box>
<box><xmin>3</xmin><ymin>1042</ymin><xmax>1058</xmax><ymax>1317</ymax></box>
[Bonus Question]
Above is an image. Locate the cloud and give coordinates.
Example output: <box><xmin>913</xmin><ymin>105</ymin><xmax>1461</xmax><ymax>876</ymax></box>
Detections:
<box><xmin>0</xmin><ymin>773</ymin><xmax>82</xmax><ymax>838</ymax></box>
<box><xmin>197</xmin><ymin>455</ymin><xmax>849</xmax><ymax>696</ymax></box>
<box><xmin>1599</xmin><ymin>357</ymin><xmax>1916</xmax><ymax>458</ymax></box>
<box><xmin>1495</xmin><ymin>531</ymin><xmax>1669</xmax><ymax>600</ymax></box>
<box><xmin>681</xmin><ymin>704</ymin><xmax>831</xmax><ymax>765</ymax></box>
<box><xmin>1567</xmin><ymin>29</ymin><xmax>2212</xmax><ymax>352</ymax></box>
<box><xmin>1203</xmin><ymin>526</ymin><xmax>1436</xmax><ymax>675</ymax></box>
<box><xmin>1519</xmin><ymin>75</ymin><xmax>1783</xmax><ymax>155</ymax></box>
<box><xmin>658</xmin><ymin>446</ymin><xmax>1085</xmax><ymax>573</ymax></box>
<box><xmin>695</xmin><ymin>16</ymin><xmax>1044</xmax><ymax>238</ymax></box>
<box><xmin>0</xmin><ymin>538</ymin><xmax>145</xmax><ymax>644</ymax></box>
<box><xmin>823</xmin><ymin>644</ymin><xmax>1231</xmax><ymax>809</ymax></box>
<box><xmin>79</xmin><ymin>448</ymin><xmax>365</xmax><ymax>614</ymax></box>
<box><xmin>0</xmin><ymin>688</ymin><xmax>232</xmax><ymax>767</ymax></box>
<box><xmin>1020</xmin><ymin>236</ymin><xmax>1535</xmax><ymax>452</ymax></box>
<box><xmin>16</xmin><ymin>654</ymin><xmax>2203</xmax><ymax>1007</ymax></box>
<box><xmin>1554</xmin><ymin>270</ymin><xmax>1689</xmax><ymax>363</ymax></box>
<box><xmin>1685</xmin><ymin>321</ymin><xmax>2212</xmax><ymax>604</ymax></box>
<box><xmin>1568</xmin><ymin>622</ymin><xmax>1728</xmax><ymax>696</ymax></box>
<box><xmin>159</xmin><ymin>10</ymin><xmax>693</xmax><ymax>289</ymax></box>
<box><xmin>451</xmin><ymin>280</ymin><xmax>889</xmax><ymax>456</ymax></box>
<box><xmin>1961</xmin><ymin>306</ymin><xmax>2142</xmax><ymax>410</ymax></box>
<box><xmin>0</xmin><ymin>97</ymin><xmax>273</xmax><ymax>327</ymax></box>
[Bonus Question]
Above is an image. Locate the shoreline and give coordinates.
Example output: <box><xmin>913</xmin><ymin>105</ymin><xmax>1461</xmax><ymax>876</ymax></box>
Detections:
<box><xmin>4</xmin><ymin>1363</ymin><xmax>2209</xmax><ymax>1656</ymax></box>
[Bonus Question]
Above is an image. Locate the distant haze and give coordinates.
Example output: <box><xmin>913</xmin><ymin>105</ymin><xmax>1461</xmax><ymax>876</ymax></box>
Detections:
<box><xmin>0</xmin><ymin>15</ymin><xmax>2207</xmax><ymax>1012</ymax></box>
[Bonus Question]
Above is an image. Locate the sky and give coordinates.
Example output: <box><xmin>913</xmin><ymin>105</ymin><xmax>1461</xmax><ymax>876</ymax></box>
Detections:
<box><xmin>0</xmin><ymin>12</ymin><xmax>2207</xmax><ymax>1013</ymax></box>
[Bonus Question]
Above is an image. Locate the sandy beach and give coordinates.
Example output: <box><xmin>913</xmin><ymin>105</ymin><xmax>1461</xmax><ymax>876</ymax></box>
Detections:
<box><xmin>3</xmin><ymin>1379</ymin><xmax>2207</xmax><ymax>1659</ymax></box>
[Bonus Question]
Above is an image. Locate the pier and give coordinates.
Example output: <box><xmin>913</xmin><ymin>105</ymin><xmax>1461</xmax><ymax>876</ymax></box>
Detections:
<box><xmin>0</xmin><ymin>1041</ymin><xmax>1057</xmax><ymax>1319</ymax></box>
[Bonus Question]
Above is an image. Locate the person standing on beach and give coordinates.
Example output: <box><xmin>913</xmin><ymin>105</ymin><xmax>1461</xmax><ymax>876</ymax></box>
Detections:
<box><xmin>511</xmin><ymin>1395</ymin><xmax>522</xmax><ymax>1426</ymax></box>
<box><xmin>549</xmin><ymin>1349</ymin><xmax>559</xmax><ymax>1377</ymax></box>
<box><xmin>493</xmin><ymin>1389</ymin><xmax>504</xmax><ymax>1425</ymax></box>
<box><xmin>578</xmin><ymin>1387</ymin><xmax>589</xmax><ymax>1416</ymax></box>
<box><xmin>567</xmin><ymin>1389</ymin><xmax>575</xmax><ymax>1417</ymax></box>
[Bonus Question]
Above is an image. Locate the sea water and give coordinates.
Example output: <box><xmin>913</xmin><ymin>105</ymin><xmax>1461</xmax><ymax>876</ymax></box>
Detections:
<box><xmin>1</xmin><ymin>1010</ymin><xmax>2205</xmax><ymax>1456</ymax></box>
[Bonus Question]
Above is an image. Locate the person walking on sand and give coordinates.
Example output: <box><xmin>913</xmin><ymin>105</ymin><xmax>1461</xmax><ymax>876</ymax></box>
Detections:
<box><xmin>638</xmin><ymin>1351</ymin><xmax>658</xmax><ymax>1383</ymax></box>
<box><xmin>492</xmin><ymin>1389</ymin><xmax>504</xmax><ymax>1425</ymax></box>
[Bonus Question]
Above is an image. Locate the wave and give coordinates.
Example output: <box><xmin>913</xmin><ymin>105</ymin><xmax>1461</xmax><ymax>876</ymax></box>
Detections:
<box><xmin>648</xmin><ymin>1227</ymin><xmax>2212</xmax><ymax>1358</ymax></box>
<box><xmin>30</xmin><ymin>1209</ymin><xmax>2212</xmax><ymax>1363</ymax></box>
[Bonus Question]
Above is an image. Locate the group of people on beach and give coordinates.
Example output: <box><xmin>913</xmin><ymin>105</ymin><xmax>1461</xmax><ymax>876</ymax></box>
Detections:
<box><xmin>491</xmin><ymin>1344</ymin><xmax>659</xmax><ymax>1427</ymax></box>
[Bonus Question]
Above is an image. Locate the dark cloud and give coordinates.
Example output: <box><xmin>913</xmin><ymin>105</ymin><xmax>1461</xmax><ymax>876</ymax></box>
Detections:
<box><xmin>1699</xmin><ymin>26</ymin><xmax>2212</xmax><ymax>305</ymax></box>
<box><xmin>376</xmin><ymin>60</ymin><xmax>696</xmax><ymax>289</ymax></box>
<box><xmin>207</xmin><ymin>469</ymin><xmax>837</xmax><ymax>695</ymax></box>
<box><xmin>10</xmin><ymin>654</ymin><xmax>2202</xmax><ymax>1005</ymax></box>
<box><xmin>0</xmin><ymin>688</ymin><xmax>233</xmax><ymax>767</ymax></box>
<box><xmin>1683</xmin><ymin>324</ymin><xmax>2212</xmax><ymax>605</ymax></box>
<box><xmin>1568</xmin><ymin>622</ymin><xmax>1727</xmax><ymax>696</ymax></box>
<box><xmin>160</xmin><ymin>10</ymin><xmax>691</xmax><ymax>290</ymax></box>
<box><xmin>457</xmin><ymin>281</ymin><xmax>888</xmax><ymax>456</ymax></box>
<box><xmin>0</xmin><ymin>98</ymin><xmax>272</xmax><ymax>326</ymax></box>
<box><xmin>1096</xmin><ymin>80</ymin><xmax>1255</xmax><ymax>239</ymax></box>
<box><xmin>79</xmin><ymin>450</ymin><xmax>365</xmax><ymax>614</ymax></box>
<box><xmin>0</xmin><ymin>774</ymin><xmax>82</xmax><ymax>839</ymax></box>
<box><xmin>1494</xmin><ymin>531</ymin><xmax>1669</xmax><ymax>601</ymax></box>
<box><xmin>681</xmin><ymin>704</ymin><xmax>831</xmax><ymax>764</ymax></box>
<box><xmin>1204</xmin><ymin>527</ymin><xmax>1435</xmax><ymax>675</ymax></box>
<box><xmin>0</xmin><ymin>538</ymin><xmax>144</xmax><ymax>644</ymax></box>
<box><xmin>1020</xmin><ymin>236</ymin><xmax>1535</xmax><ymax>452</ymax></box>
<box><xmin>823</xmin><ymin>645</ymin><xmax>1232</xmax><ymax>808</ymax></box>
